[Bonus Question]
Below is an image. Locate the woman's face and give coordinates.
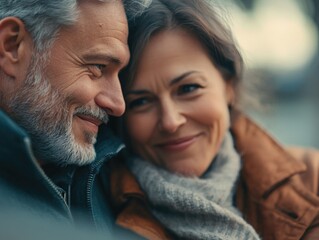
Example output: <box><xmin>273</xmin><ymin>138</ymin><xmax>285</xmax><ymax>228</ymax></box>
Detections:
<box><xmin>125</xmin><ymin>29</ymin><xmax>233</xmax><ymax>176</ymax></box>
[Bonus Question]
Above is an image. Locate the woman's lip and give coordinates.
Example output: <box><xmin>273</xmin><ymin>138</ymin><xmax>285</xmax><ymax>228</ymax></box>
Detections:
<box><xmin>155</xmin><ymin>134</ymin><xmax>200</xmax><ymax>151</ymax></box>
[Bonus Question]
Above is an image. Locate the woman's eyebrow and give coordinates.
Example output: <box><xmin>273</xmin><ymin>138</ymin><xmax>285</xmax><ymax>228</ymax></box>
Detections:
<box><xmin>126</xmin><ymin>89</ymin><xmax>150</xmax><ymax>96</ymax></box>
<box><xmin>126</xmin><ymin>71</ymin><xmax>200</xmax><ymax>96</ymax></box>
<box><xmin>169</xmin><ymin>71</ymin><xmax>198</xmax><ymax>86</ymax></box>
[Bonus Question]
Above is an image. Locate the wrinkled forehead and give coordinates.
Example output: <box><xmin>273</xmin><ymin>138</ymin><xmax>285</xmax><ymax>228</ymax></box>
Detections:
<box><xmin>73</xmin><ymin>0</ymin><xmax>128</xmax><ymax>36</ymax></box>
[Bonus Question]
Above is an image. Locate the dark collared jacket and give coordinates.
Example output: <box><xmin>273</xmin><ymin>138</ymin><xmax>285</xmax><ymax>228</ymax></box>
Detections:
<box><xmin>0</xmin><ymin>110</ymin><xmax>125</xmax><ymax>238</ymax></box>
<box><xmin>110</xmin><ymin>111</ymin><xmax>319</xmax><ymax>240</ymax></box>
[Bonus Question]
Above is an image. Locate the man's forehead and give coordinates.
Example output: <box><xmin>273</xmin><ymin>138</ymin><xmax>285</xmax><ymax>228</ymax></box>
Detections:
<box><xmin>72</xmin><ymin>0</ymin><xmax>128</xmax><ymax>31</ymax></box>
<box><xmin>53</xmin><ymin>0</ymin><xmax>129</xmax><ymax>65</ymax></box>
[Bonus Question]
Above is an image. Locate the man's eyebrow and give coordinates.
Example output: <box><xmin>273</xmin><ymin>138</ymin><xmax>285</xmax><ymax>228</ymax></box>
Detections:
<box><xmin>82</xmin><ymin>53</ymin><xmax>122</xmax><ymax>65</ymax></box>
<box><xmin>169</xmin><ymin>71</ymin><xmax>199</xmax><ymax>86</ymax></box>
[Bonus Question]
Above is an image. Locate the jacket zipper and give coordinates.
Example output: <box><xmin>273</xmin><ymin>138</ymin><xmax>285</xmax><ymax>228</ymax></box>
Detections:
<box><xmin>86</xmin><ymin>153</ymin><xmax>113</xmax><ymax>226</ymax></box>
<box><xmin>23</xmin><ymin>138</ymin><xmax>73</xmax><ymax>220</ymax></box>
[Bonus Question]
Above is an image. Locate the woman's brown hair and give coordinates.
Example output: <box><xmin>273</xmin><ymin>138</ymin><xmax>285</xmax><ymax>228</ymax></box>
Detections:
<box><xmin>121</xmin><ymin>0</ymin><xmax>243</xmax><ymax>99</ymax></box>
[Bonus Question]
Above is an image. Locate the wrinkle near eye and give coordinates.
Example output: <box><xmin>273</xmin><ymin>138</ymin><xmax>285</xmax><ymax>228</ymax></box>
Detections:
<box><xmin>87</xmin><ymin>65</ymin><xmax>104</xmax><ymax>78</ymax></box>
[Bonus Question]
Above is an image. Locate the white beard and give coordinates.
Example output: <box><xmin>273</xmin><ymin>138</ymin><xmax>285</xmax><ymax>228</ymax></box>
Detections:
<box><xmin>6</xmin><ymin>52</ymin><xmax>108</xmax><ymax>166</ymax></box>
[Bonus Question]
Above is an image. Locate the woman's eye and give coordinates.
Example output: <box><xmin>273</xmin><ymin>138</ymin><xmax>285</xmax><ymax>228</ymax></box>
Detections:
<box><xmin>88</xmin><ymin>64</ymin><xmax>106</xmax><ymax>78</ymax></box>
<box><xmin>127</xmin><ymin>97</ymin><xmax>150</xmax><ymax>110</ymax></box>
<box><xmin>177</xmin><ymin>84</ymin><xmax>201</xmax><ymax>95</ymax></box>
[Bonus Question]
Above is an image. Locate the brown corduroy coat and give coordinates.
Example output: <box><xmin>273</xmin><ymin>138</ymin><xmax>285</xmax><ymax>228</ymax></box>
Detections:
<box><xmin>110</xmin><ymin>112</ymin><xmax>319</xmax><ymax>240</ymax></box>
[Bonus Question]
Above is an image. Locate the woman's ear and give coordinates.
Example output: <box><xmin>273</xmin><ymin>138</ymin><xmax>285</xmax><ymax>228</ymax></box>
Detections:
<box><xmin>0</xmin><ymin>17</ymin><xmax>32</xmax><ymax>78</ymax></box>
<box><xmin>225</xmin><ymin>80</ymin><xmax>235</xmax><ymax>106</ymax></box>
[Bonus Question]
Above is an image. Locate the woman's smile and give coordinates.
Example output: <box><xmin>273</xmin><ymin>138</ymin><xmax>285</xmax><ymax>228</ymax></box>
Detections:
<box><xmin>154</xmin><ymin>133</ymin><xmax>202</xmax><ymax>152</ymax></box>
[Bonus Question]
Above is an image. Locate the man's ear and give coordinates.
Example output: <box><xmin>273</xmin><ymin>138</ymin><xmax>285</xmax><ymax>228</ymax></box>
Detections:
<box><xmin>0</xmin><ymin>17</ymin><xmax>32</xmax><ymax>78</ymax></box>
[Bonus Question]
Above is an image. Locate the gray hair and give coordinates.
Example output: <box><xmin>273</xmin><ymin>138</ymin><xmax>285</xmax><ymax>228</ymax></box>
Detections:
<box><xmin>0</xmin><ymin>0</ymin><xmax>151</xmax><ymax>52</ymax></box>
<box><xmin>123</xmin><ymin>0</ymin><xmax>152</xmax><ymax>21</ymax></box>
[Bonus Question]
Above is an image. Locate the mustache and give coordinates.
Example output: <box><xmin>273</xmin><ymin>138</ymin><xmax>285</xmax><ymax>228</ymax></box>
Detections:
<box><xmin>74</xmin><ymin>106</ymin><xmax>109</xmax><ymax>125</ymax></box>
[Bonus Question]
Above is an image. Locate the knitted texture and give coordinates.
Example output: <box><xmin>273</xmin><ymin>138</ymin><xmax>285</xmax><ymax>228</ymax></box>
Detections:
<box><xmin>128</xmin><ymin>132</ymin><xmax>260</xmax><ymax>240</ymax></box>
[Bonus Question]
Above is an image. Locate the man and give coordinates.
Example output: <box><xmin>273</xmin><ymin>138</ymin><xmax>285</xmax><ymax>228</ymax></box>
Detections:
<box><xmin>0</xmin><ymin>0</ymin><xmax>149</xmax><ymax>239</ymax></box>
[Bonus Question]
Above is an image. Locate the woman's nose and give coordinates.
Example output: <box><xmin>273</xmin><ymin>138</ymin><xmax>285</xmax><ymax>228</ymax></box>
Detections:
<box><xmin>158</xmin><ymin>101</ymin><xmax>186</xmax><ymax>133</ymax></box>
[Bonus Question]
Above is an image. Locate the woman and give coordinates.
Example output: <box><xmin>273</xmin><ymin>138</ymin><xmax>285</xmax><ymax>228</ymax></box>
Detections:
<box><xmin>110</xmin><ymin>0</ymin><xmax>319</xmax><ymax>239</ymax></box>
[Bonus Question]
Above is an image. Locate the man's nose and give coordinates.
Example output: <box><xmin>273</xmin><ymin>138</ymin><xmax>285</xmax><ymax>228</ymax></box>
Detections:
<box><xmin>94</xmin><ymin>77</ymin><xmax>125</xmax><ymax>117</ymax></box>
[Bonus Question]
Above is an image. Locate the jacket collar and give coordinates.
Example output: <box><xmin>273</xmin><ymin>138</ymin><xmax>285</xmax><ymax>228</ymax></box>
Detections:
<box><xmin>110</xmin><ymin>158</ymin><xmax>145</xmax><ymax>207</ymax></box>
<box><xmin>0</xmin><ymin>110</ymin><xmax>40</xmax><ymax>176</ymax></box>
<box><xmin>93</xmin><ymin>124</ymin><xmax>125</xmax><ymax>172</ymax></box>
<box><xmin>0</xmin><ymin>110</ymin><xmax>124</xmax><ymax>170</ymax></box>
<box><xmin>231</xmin><ymin>110</ymin><xmax>306</xmax><ymax>198</ymax></box>
<box><xmin>110</xmin><ymin>158</ymin><xmax>171</xmax><ymax>240</ymax></box>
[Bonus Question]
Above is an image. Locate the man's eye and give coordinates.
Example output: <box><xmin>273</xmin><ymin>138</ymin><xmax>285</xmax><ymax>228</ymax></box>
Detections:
<box><xmin>127</xmin><ymin>97</ymin><xmax>150</xmax><ymax>110</ymax></box>
<box><xmin>88</xmin><ymin>64</ymin><xmax>106</xmax><ymax>78</ymax></box>
<box><xmin>177</xmin><ymin>84</ymin><xmax>201</xmax><ymax>95</ymax></box>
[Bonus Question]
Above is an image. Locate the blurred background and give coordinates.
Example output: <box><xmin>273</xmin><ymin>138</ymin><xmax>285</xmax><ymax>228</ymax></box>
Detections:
<box><xmin>221</xmin><ymin>0</ymin><xmax>319</xmax><ymax>148</ymax></box>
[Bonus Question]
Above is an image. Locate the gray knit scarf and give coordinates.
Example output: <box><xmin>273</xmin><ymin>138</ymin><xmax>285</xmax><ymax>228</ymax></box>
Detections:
<box><xmin>127</xmin><ymin>132</ymin><xmax>260</xmax><ymax>240</ymax></box>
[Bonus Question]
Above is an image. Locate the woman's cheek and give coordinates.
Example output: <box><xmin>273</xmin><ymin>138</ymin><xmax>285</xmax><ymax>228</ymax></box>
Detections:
<box><xmin>127</xmin><ymin>115</ymin><xmax>151</xmax><ymax>143</ymax></box>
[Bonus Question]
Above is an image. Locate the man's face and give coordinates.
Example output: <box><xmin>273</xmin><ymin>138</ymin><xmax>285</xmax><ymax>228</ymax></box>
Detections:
<box><xmin>7</xmin><ymin>0</ymin><xmax>129</xmax><ymax>165</ymax></box>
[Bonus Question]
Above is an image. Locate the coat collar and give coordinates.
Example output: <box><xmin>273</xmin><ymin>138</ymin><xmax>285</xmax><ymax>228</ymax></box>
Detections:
<box><xmin>110</xmin><ymin>158</ymin><xmax>145</xmax><ymax>207</ymax></box>
<box><xmin>110</xmin><ymin>158</ymin><xmax>172</xmax><ymax>240</ymax></box>
<box><xmin>231</xmin><ymin>110</ymin><xmax>306</xmax><ymax>198</ymax></box>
